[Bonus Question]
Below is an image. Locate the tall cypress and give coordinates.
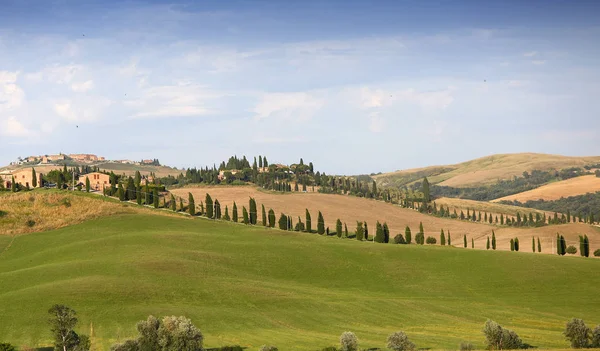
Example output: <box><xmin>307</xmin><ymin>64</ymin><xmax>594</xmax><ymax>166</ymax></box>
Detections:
<box><xmin>405</xmin><ymin>226</ymin><xmax>412</xmax><ymax>244</ymax></box>
<box><xmin>344</xmin><ymin>223</ymin><xmax>348</xmax><ymax>238</ymax></box>
<box><xmin>583</xmin><ymin>235</ymin><xmax>590</xmax><ymax>257</ymax></box>
<box><xmin>447</xmin><ymin>231</ymin><xmax>451</xmax><ymax>245</ymax></box>
<box><xmin>223</xmin><ymin>206</ymin><xmax>230</xmax><ymax>221</ymax></box>
<box><xmin>317</xmin><ymin>211</ymin><xmax>325</xmax><ymax>234</ymax></box>
<box><xmin>242</xmin><ymin>206</ymin><xmax>249</xmax><ymax>224</ymax></box>
<box><xmin>492</xmin><ymin>231</ymin><xmax>496</xmax><ymax>250</ymax></box>
<box><xmin>532</xmin><ymin>237</ymin><xmax>536</xmax><ymax>252</ymax></box>
<box><xmin>556</xmin><ymin>234</ymin><xmax>561</xmax><ymax>255</ymax></box>
<box><xmin>375</xmin><ymin>222</ymin><xmax>384</xmax><ymax>243</ymax></box>
<box><xmin>336</xmin><ymin>219</ymin><xmax>342</xmax><ymax>237</ymax></box>
<box><xmin>214</xmin><ymin>199</ymin><xmax>221</xmax><ymax>219</ymax></box>
<box><xmin>268</xmin><ymin>209</ymin><xmax>276</xmax><ymax>227</ymax></box>
<box><xmin>537</xmin><ymin>237</ymin><xmax>541</xmax><ymax>253</ymax></box>
<box><xmin>188</xmin><ymin>193</ymin><xmax>195</xmax><ymax>216</ymax></box>
<box><xmin>305</xmin><ymin>209</ymin><xmax>312</xmax><ymax>233</ymax></box>
<box><xmin>31</xmin><ymin>168</ymin><xmax>37</xmax><ymax>187</ymax></box>
<box><xmin>364</xmin><ymin>222</ymin><xmax>369</xmax><ymax>240</ymax></box>
<box><xmin>514</xmin><ymin>237</ymin><xmax>519</xmax><ymax>251</ymax></box>
<box><xmin>180</xmin><ymin>198</ymin><xmax>184</xmax><ymax>212</ymax></box>
<box><xmin>464</xmin><ymin>235</ymin><xmax>467</xmax><ymax>248</ymax></box>
<box><xmin>356</xmin><ymin>221</ymin><xmax>365</xmax><ymax>241</ymax></box>
<box><xmin>487</xmin><ymin>237</ymin><xmax>490</xmax><ymax>250</ymax></box>
<box><xmin>560</xmin><ymin>235</ymin><xmax>567</xmax><ymax>255</ymax></box>
<box><xmin>471</xmin><ymin>238</ymin><xmax>474</xmax><ymax>248</ymax></box>
<box><xmin>422</xmin><ymin>177</ymin><xmax>430</xmax><ymax>202</ymax></box>
<box><xmin>510</xmin><ymin>239</ymin><xmax>515</xmax><ymax>251</ymax></box>
<box><xmin>579</xmin><ymin>236</ymin><xmax>584</xmax><ymax>256</ymax></box>
<box><xmin>440</xmin><ymin>229</ymin><xmax>446</xmax><ymax>246</ymax></box>
<box><xmin>232</xmin><ymin>202</ymin><xmax>238</xmax><ymax>222</ymax></box>
<box><xmin>262</xmin><ymin>204</ymin><xmax>267</xmax><ymax>226</ymax></box>
<box><xmin>85</xmin><ymin>177</ymin><xmax>90</xmax><ymax>193</ymax></box>
<box><xmin>249</xmin><ymin>198</ymin><xmax>257</xmax><ymax>224</ymax></box>
<box><xmin>205</xmin><ymin>193</ymin><xmax>214</xmax><ymax>218</ymax></box>
<box><xmin>136</xmin><ymin>186</ymin><xmax>142</xmax><ymax>205</ymax></box>
<box><xmin>383</xmin><ymin>222</ymin><xmax>390</xmax><ymax>243</ymax></box>
<box><xmin>152</xmin><ymin>188</ymin><xmax>159</xmax><ymax>208</ymax></box>
<box><xmin>171</xmin><ymin>194</ymin><xmax>176</xmax><ymax>211</ymax></box>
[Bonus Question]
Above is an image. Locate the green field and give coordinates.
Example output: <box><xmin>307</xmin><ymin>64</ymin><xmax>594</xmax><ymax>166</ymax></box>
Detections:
<box><xmin>0</xmin><ymin>214</ymin><xmax>599</xmax><ymax>350</ymax></box>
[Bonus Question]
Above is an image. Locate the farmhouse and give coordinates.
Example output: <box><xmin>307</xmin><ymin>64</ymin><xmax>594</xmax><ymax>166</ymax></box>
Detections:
<box><xmin>1</xmin><ymin>168</ymin><xmax>43</xmax><ymax>189</ymax></box>
<box><xmin>218</xmin><ymin>170</ymin><xmax>238</xmax><ymax>181</ymax></box>
<box><xmin>69</xmin><ymin>154</ymin><xmax>105</xmax><ymax>162</ymax></box>
<box><xmin>80</xmin><ymin>172</ymin><xmax>111</xmax><ymax>191</ymax></box>
<box><xmin>41</xmin><ymin>154</ymin><xmax>66</xmax><ymax>164</ymax></box>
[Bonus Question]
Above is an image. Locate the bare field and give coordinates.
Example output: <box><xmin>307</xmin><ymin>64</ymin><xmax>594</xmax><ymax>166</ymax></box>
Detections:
<box><xmin>493</xmin><ymin>175</ymin><xmax>600</xmax><ymax>202</ymax></box>
<box><xmin>2</xmin><ymin>163</ymin><xmax>181</xmax><ymax>177</ymax></box>
<box><xmin>374</xmin><ymin>153</ymin><xmax>600</xmax><ymax>188</ymax></box>
<box><xmin>434</xmin><ymin>197</ymin><xmax>554</xmax><ymax>218</ymax></box>
<box><xmin>172</xmin><ymin>185</ymin><xmax>600</xmax><ymax>254</ymax></box>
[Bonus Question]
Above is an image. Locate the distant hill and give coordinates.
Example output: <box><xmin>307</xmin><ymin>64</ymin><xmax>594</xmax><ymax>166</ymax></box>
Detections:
<box><xmin>1</xmin><ymin>161</ymin><xmax>181</xmax><ymax>178</ymax></box>
<box><xmin>493</xmin><ymin>175</ymin><xmax>600</xmax><ymax>203</ymax></box>
<box><xmin>374</xmin><ymin>153</ymin><xmax>600</xmax><ymax>188</ymax></box>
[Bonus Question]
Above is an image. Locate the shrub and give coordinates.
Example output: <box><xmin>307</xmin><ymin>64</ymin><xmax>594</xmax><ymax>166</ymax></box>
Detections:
<box><xmin>0</xmin><ymin>210</ymin><xmax>7</xmax><ymax>218</ymax></box>
<box><xmin>426</xmin><ymin>236</ymin><xmax>437</xmax><ymax>245</ymax></box>
<box><xmin>339</xmin><ymin>332</ymin><xmax>358</xmax><ymax>351</ymax></box>
<box><xmin>414</xmin><ymin>232</ymin><xmax>424</xmax><ymax>245</ymax></box>
<box><xmin>564</xmin><ymin>318</ymin><xmax>590</xmax><ymax>348</ymax></box>
<box><xmin>0</xmin><ymin>343</ymin><xmax>16</xmax><ymax>351</ymax></box>
<box><xmin>387</xmin><ymin>331</ymin><xmax>415</xmax><ymax>351</ymax></box>
<box><xmin>459</xmin><ymin>342</ymin><xmax>474</xmax><ymax>351</ymax></box>
<box><xmin>394</xmin><ymin>234</ymin><xmax>407</xmax><ymax>244</ymax></box>
<box><xmin>592</xmin><ymin>325</ymin><xmax>600</xmax><ymax>348</ymax></box>
<box><xmin>483</xmin><ymin>319</ymin><xmax>522</xmax><ymax>350</ymax></box>
<box><xmin>259</xmin><ymin>346</ymin><xmax>278</xmax><ymax>351</ymax></box>
<box><xmin>594</xmin><ymin>249</ymin><xmax>600</xmax><ymax>257</ymax></box>
<box><xmin>566</xmin><ymin>245</ymin><xmax>578</xmax><ymax>255</ymax></box>
<box><xmin>111</xmin><ymin>340</ymin><xmax>138</xmax><ymax>351</ymax></box>
<box><xmin>26</xmin><ymin>219</ymin><xmax>35</xmax><ymax>227</ymax></box>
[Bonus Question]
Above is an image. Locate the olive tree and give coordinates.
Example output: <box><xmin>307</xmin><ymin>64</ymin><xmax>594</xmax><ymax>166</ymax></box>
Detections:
<box><xmin>340</xmin><ymin>332</ymin><xmax>358</xmax><ymax>351</ymax></box>
<box><xmin>564</xmin><ymin>318</ymin><xmax>590</xmax><ymax>349</ymax></box>
<box><xmin>387</xmin><ymin>331</ymin><xmax>415</xmax><ymax>351</ymax></box>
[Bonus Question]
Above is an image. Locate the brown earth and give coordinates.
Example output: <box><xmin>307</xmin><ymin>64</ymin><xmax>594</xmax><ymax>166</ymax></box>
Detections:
<box><xmin>493</xmin><ymin>175</ymin><xmax>600</xmax><ymax>202</ymax></box>
<box><xmin>172</xmin><ymin>185</ymin><xmax>600</xmax><ymax>255</ymax></box>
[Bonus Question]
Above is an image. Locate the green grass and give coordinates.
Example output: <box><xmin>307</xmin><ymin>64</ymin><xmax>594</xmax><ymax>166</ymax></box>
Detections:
<box><xmin>0</xmin><ymin>214</ymin><xmax>599</xmax><ymax>350</ymax></box>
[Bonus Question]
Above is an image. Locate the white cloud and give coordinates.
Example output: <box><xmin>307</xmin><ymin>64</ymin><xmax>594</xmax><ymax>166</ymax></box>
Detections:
<box><xmin>253</xmin><ymin>92</ymin><xmax>324</xmax><ymax>121</ymax></box>
<box><xmin>53</xmin><ymin>96</ymin><xmax>112</xmax><ymax>122</ymax></box>
<box><xmin>1</xmin><ymin>116</ymin><xmax>33</xmax><ymax>137</ymax></box>
<box><xmin>359</xmin><ymin>86</ymin><xmax>455</xmax><ymax>111</ymax></box>
<box><xmin>523</xmin><ymin>51</ymin><xmax>537</xmax><ymax>57</ymax></box>
<box><xmin>71</xmin><ymin>80</ymin><xmax>94</xmax><ymax>92</ymax></box>
<box><xmin>25</xmin><ymin>64</ymin><xmax>84</xmax><ymax>84</ymax></box>
<box><xmin>532</xmin><ymin>60</ymin><xmax>546</xmax><ymax>65</ymax></box>
<box><xmin>0</xmin><ymin>71</ymin><xmax>25</xmax><ymax>111</ymax></box>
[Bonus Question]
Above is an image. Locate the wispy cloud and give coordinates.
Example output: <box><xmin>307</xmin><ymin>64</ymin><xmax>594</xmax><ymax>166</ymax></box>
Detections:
<box><xmin>523</xmin><ymin>51</ymin><xmax>537</xmax><ymax>57</ymax></box>
<box><xmin>252</xmin><ymin>92</ymin><xmax>324</xmax><ymax>122</ymax></box>
<box><xmin>532</xmin><ymin>60</ymin><xmax>546</xmax><ymax>65</ymax></box>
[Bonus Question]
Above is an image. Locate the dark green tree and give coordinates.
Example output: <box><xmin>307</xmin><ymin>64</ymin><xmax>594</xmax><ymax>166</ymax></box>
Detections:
<box><xmin>533</xmin><ymin>237</ymin><xmax>536</xmax><ymax>252</ymax></box>
<box><xmin>153</xmin><ymin>188</ymin><xmax>159</xmax><ymax>208</ymax></box>
<box><xmin>405</xmin><ymin>226</ymin><xmax>412</xmax><ymax>244</ymax></box>
<box><xmin>584</xmin><ymin>235</ymin><xmax>590</xmax><ymax>257</ymax></box>
<box><xmin>262</xmin><ymin>204</ymin><xmax>267</xmax><ymax>226</ymax></box>
<box><xmin>487</xmin><ymin>237</ymin><xmax>490</xmax><ymax>250</ymax></box>
<box><xmin>364</xmin><ymin>221</ymin><xmax>369</xmax><ymax>241</ymax></box>
<box><xmin>85</xmin><ymin>177</ymin><xmax>90</xmax><ymax>193</ymax></box>
<box><xmin>125</xmin><ymin>177</ymin><xmax>135</xmax><ymax>200</ymax></box>
<box><xmin>375</xmin><ymin>221</ymin><xmax>384</xmax><ymax>243</ymax></box>
<box><xmin>383</xmin><ymin>222</ymin><xmax>390</xmax><ymax>243</ymax></box>
<box><xmin>278</xmin><ymin>213</ymin><xmax>287</xmax><ymax>230</ymax></box>
<box><xmin>232</xmin><ymin>202</ymin><xmax>238</xmax><ymax>222</ymax></box>
<box><xmin>134</xmin><ymin>170</ymin><xmax>141</xmax><ymax>187</ymax></box>
<box><xmin>118</xmin><ymin>183</ymin><xmax>125</xmax><ymax>201</ymax></box>
<box><xmin>242</xmin><ymin>206</ymin><xmax>249</xmax><ymax>224</ymax></box>
<box><xmin>306</xmin><ymin>209</ymin><xmax>312</xmax><ymax>233</ymax></box>
<box><xmin>344</xmin><ymin>223</ymin><xmax>349</xmax><ymax>238</ymax></box>
<box><xmin>356</xmin><ymin>221</ymin><xmax>365</xmax><ymax>241</ymax></box>
<box><xmin>48</xmin><ymin>304</ymin><xmax>89</xmax><ymax>351</ymax></box>
<box><xmin>440</xmin><ymin>229</ymin><xmax>446</xmax><ymax>246</ymax></box>
<box><xmin>447</xmin><ymin>230</ymin><xmax>451</xmax><ymax>245</ymax></box>
<box><xmin>249</xmin><ymin>198</ymin><xmax>257</xmax><ymax>224</ymax></box>
<box><xmin>422</xmin><ymin>177</ymin><xmax>430</xmax><ymax>202</ymax></box>
<box><xmin>223</xmin><ymin>206</ymin><xmax>230</xmax><ymax>221</ymax></box>
<box><xmin>537</xmin><ymin>237</ymin><xmax>542</xmax><ymax>253</ymax></box>
<box><xmin>136</xmin><ymin>186</ymin><xmax>142</xmax><ymax>205</ymax></box>
<box><xmin>214</xmin><ymin>199</ymin><xmax>221</xmax><ymax>219</ymax></box>
<box><xmin>268</xmin><ymin>209</ymin><xmax>276</xmax><ymax>227</ymax></box>
<box><xmin>171</xmin><ymin>195</ymin><xmax>176</xmax><ymax>211</ymax></box>
<box><xmin>317</xmin><ymin>211</ymin><xmax>325</xmax><ymax>234</ymax></box>
<box><xmin>464</xmin><ymin>234</ymin><xmax>467</xmax><ymax>248</ymax></box>
<box><xmin>205</xmin><ymin>193</ymin><xmax>213</xmax><ymax>218</ymax></box>
<box><xmin>514</xmin><ymin>237</ymin><xmax>519</xmax><ymax>251</ymax></box>
<box><xmin>188</xmin><ymin>192</ymin><xmax>195</xmax><ymax>216</ymax></box>
<box><xmin>472</xmin><ymin>238</ymin><xmax>474</xmax><ymax>248</ymax></box>
<box><xmin>492</xmin><ymin>231</ymin><xmax>497</xmax><ymax>250</ymax></box>
<box><xmin>336</xmin><ymin>219</ymin><xmax>342</xmax><ymax>238</ymax></box>
<box><xmin>180</xmin><ymin>198</ymin><xmax>184</xmax><ymax>212</ymax></box>
<box><xmin>510</xmin><ymin>239</ymin><xmax>515</xmax><ymax>251</ymax></box>
<box><xmin>32</xmin><ymin>168</ymin><xmax>37</xmax><ymax>187</ymax></box>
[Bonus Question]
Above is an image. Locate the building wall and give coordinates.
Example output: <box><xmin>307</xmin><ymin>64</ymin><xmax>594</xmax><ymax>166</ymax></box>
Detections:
<box><xmin>80</xmin><ymin>172</ymin><xmax>111</xmax><ymax>191</ymax></box>
<box><xmin>4</xmin><ymin>169</ymin><xmax>43</xmax><ymax>188</ymax></box>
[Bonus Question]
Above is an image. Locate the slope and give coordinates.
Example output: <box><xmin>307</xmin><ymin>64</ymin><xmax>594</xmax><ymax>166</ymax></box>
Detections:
<box><xmin>171</xmin><ymin>186</ymin><xmax>600</xmax><ymax>253</ymax></box>
<box><xmin>0</xmin><ymin>214</ymin><xmax>599</xmax><ymax>350</ymax></box>
<box><xmin>374</xmin><ymin>153</ymin><xmax>600</xmax><ymax>188</ymax></box>
<box><xmin>493</xmin><ymin>175</ymin><xmax>600</xmax><ymax>203</ymax></box>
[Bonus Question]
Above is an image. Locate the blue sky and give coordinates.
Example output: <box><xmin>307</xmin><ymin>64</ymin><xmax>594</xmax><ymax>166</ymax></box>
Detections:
<box><xmin>1</xmin><ymin>0</ymin><xmax>599</xmax><ymax>174</ymax></box>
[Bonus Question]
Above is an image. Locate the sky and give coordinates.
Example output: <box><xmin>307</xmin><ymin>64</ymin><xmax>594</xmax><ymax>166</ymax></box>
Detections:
<box><xmin>1</xmin><ymin>0</ymin><xmax>599</xmax><ymax>175</ymax></box>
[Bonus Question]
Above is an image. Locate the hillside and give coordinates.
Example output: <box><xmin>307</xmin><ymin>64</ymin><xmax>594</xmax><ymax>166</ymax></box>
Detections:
<box><xmin>374</xmin><ymin>153</ymin><xmax>600</xmax><ymax>188</ymax></box>
<box><xmin>172</xmin><ymin>185</ymin><xmax>600</xmax><ymax>253</ymax></box>
<box><xmin>0</xmin><ymin>213</ymin><xmax>599</xmax><ymax>350</ymax></box>
<box><xmin>493</xmin><ymin>175</ymin><xmax>600</xmax><ymax>203</ymax></box>
<box><xmin>1</xmin><ymin>162</ymin><xmax>180</xmax><ymax>177</ymax></box>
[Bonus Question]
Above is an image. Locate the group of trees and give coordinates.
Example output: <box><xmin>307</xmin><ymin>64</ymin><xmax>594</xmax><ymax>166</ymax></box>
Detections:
<box><xmin>501</xmin><ymin>193</ymin><xmax>600</xmax><ymax>225</ymax></box>
<box><xmin>564</xmin><ymin>318</ymin><xmax>600</xmax><ymax>349</ymax></box>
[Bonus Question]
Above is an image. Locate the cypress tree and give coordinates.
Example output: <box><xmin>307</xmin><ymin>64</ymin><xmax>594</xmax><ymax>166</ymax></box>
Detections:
<box><xmin>262</xmin><ymin>204</ymin><xmax>267</xmax><ymax>226</ymax></box>
<box><xmin>199</xmin><ymin>201</ymin><xmax>204</xmax><ymax>215</ymax></box>
<box><xmin>268</xmin><ymin>209</ymin><xmax>276</xmax><ymax>227</ymax></box>
<box><xmin>579</xmin><ymin>235</ymin><xmax>584</xmax><ymax>256</ymax></box>
<box><xmin>492</xmin><ymin>231</ymin><xmax>496</xmax><ymax>250</ymax></box>
<box><xmin>514</xmin><ymin>237</ymin><xmax>519</xmax><ymax>251</ymax></box>
<box><xmin>487</xmin><ymin>237</ymin><xmax>490</xmax><ymax>250</ymax></box>
<box><xmin>500</xmin><ymin>214</ymin><xmax>504</xmax><ymax>225</ymax></box>
<box><xmin>232</xmin><ymin>202</ymin><xmax>238</xmax><ymax>222</ymax></box>
<box><xmin>464</xmin><ymin>234</ymin><xmax>467</xmax><ymax>248</ymax></box>
<box><xmin>537</xmin><ymin>237</ymin><xmax>541</xmax><ymax>253</ymax></box>
<box><xmin>375</xmin><ymin>222</ymin><xmax>384</xmax><ymax>243</ymax></box>
<box><xmin>383</xmin><ymin>222</ymin><xmax>390</xmax><ymax>243</ymax></box>
<box><xmin>134</xmin><ymin>170</ymin><xmax>141</xmax><ymax>187</ymax></box>
<box><xmin>242</xmin><ymin>206</ymin><xmax>249</xmax><ymax>224</ymax></box>
<box><xmin>471</xmin><ymin>238</ymin><xmax>474</xmax><ymax>248</ymax></box>
<box><xmin>171</xmin><ymin>195</ymin><xmax>176</xmax><ymax>211</ymax></box>
<box><xmin>205</xmin><ymin>193</ymin><xmax>213</xmax><ymax>218</ymax></box>
<box><xmin>556</xmin><ymin>233</ymin><xmax>561</xmax><ymax>255</ymax></box>
<box><xmin>356</xmin><ymin>221</ymin><xmax>365</xmax><ymax>241</ymax></box>
<box><xmin>372</xmin><ymin>180</ymin><xmax>378</xmax><ymax>198</ymax></box>
<box><xmin>85</xmin><ymin>177</ymin><xmax>90</xmax><ymax>193</ymax></box>
<box><xmin>188</xmin><ymin>193</ymin><xmax>195</xmax><ymax>216</ymax></box>
<box><xmin>163</xmin><ymin>196</ymin><xmax>166</xmax><ymax>208</ymax></box>
<box><xmin>31</xmin><ymin>168</ymin><xmax>37</xmax><ymax>187</ymax></box>
<box><xmin>180</xmin><ymin>198</ymin><xmax>184</xmax><ymax>212</ymax></box>
<box><xmin>583</xmin><ymin>235</ymin><xmax>590</xmax><ymax>257</ymax></box>
<box><xmin>249</xmin><ymin>198</ymin><xmax>257</xmax><ymax>224</ymax></box>
<box><xmin>422</xmin><ymin>177</ymin><xmax>430</xmax><ymax>202</ymax></box>
<box><xmin>336</xmin><ymin>219</ymin><xmax>342</xmax><ymax>237</ymax></box>
<box><xmin>510</xmin><ymin>239</ymin><xmax>515</xmax><ymax>251</ymax></box>
<box><xmin>278</xmin><ymin>213</ymin><xmax>287</xmax><ymax>230</ymax></box>
<box><xmin>118</xmin><ymin>183</ymin><xmax>125</xmax><ymax>201</ymax></box>
<box><xmin>440</xmin><ymin>229</ymin><xmax>446</xmax><ymax>246</ymax></box>
<box><xmin>447</xmin><ymin>231</ymin><xmax>451</xmax><ymax>245</ymax></box>
<box><xmin>317</xmin><ymin>211</ymin><xmax>325</xmax><ymax>234</ymax></box>
<box><xmin>214</xmin><ymin>199</ymin><xmax>221</xmax><ymax>219</ymax></box>
<box><xmin>306</xmin><ymin>209</ymin><xmax>312</xmax><ymax>233</ymax></box>
<box><xmin>533</xmin><ymin>237</ymin><xmax>536</xmax><ymax>252</ymax></box>
<box><xmin>153</xmin><ymin>188</ymin><xmax>159</xmax><ymax>208</ymax></box>
<box><xmin>344</xmin><ymin>223</ymin><xmax>348</xmax><ymax>238</ymax></box>
<box><xmin>419</xmin><ymin>222</ymin><xmax>424</xmax><ymax>235</ymax></box>
<box><xmin>560</xmin><ymin>235</ymin><xmax>567</xmax><ymax>255</ymax></box>
<box><xmin>136</xmin><ymin>186</ymin><xmax>142</xmax><ymax>205</ymax></box>
<box><xmin>405</xmin><ymin>226</ymin><xmax>412</xmax><ymax>244</ymax></box>
<box><xmin>364</xmin><ymin>221</ymin><xmax>369</xmax><ymax>240</ymax></box>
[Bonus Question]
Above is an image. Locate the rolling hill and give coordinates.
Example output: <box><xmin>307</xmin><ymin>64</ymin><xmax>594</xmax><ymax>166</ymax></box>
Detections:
<box><xmin>171</xmin><ymin>185</ymin><xmax>600</xmax><ymax>253</ymax></box>
<box><xmin>1</xmin><ymin>162</ymin><xmax>181</xmax><ymax>178</ymax></box>
<box><xmin>373</xmin><ymin>153</ymin><xmax>600</xmax><ymax>188</ymax></box>
<box><xmin>0</xmin><ymin>213</ymin><xmax>599</xmax><ymax>350</ymax></box>
<box><xmin>493</xmin><ymin>175</ymin><xmax>600</xmax><ymax>203</ymax></box>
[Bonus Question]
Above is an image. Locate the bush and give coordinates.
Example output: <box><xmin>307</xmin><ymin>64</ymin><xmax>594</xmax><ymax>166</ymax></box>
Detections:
<box><xmin>393</xmin><ymin>234</ymin><xmax>407</xmax><ymax>244</ymax></box>
<box><xmin>566</xmin><ymin>245</ymin><xmax>578</xmax><ymax>255</ymax></box>
<box><xmin>483</xmin><ymin>319</ymin><xmax>522</xmax><ymax>350</ymax></box>
<box><xmin>594</xmin><ymin>249</ymin><xmax>600</xmax><ymax>257</ymax></box>
<box><xmin>592</xmin><ymin>325</ymin><xmax>600</xmax><ymax>348</ymax></box>
<box><xmin>387</xmin><ymin>331</ymin><xmax>415</xmax><ymax>351</ymax></box>
<box><xmin>340</xmin><ymin>332</ymin><xmax>358</xmax><ymax>351</ymax></box>
<box><xmin>564</xmin><ymin>318</ymin><xmax>590</xmax><ymax>348</ymax></box>
<box><xmin>459</xmin><ymin>342</ymin><xmax>474</xmax><ymax>351</ymax></box>
<box><xmin>0</xmin><ymin>343</ymin><xmax>16</xmax><ymax>351</ymax></box>
<box><xmin>26</xmin><ymin>219</ymin><xmax>36</xmax><ymax>227</ymax></box>
<box><xmin>414</xmin><ymin>232</ymin><xmax>424</xmax><ymax>245</ymax></box>
<box><xmin>426</xmin><ymin>236</ymin><xmax>437</xmax><ymax>244</ymax></box>
<box><xmin>259</xmin><ymin>346</ymin><xmax>278</xmax><ymax>351</ymax></box>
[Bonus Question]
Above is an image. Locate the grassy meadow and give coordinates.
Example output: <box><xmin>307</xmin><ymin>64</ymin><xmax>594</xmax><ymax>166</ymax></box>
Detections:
<box><xmin>1</xmin><ymin>212</ymin><xmax>599</xmax><ymax>350</ymax></box>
